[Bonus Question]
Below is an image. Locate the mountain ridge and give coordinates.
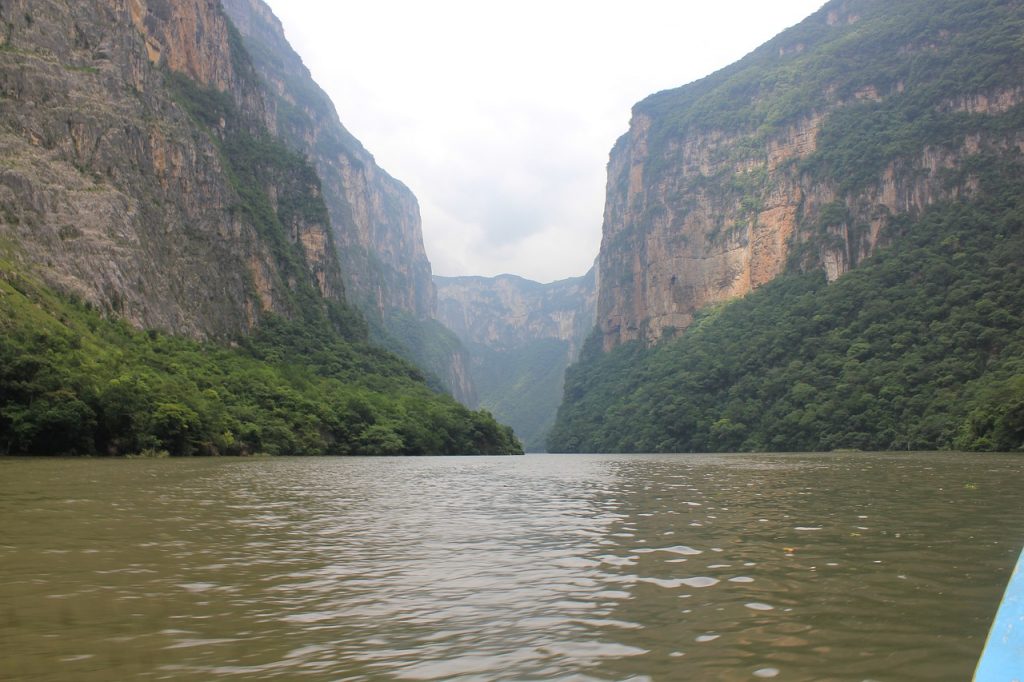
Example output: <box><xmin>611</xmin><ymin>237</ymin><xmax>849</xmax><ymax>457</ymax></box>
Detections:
<box><xmin>597</xmin><ymin>0</ymin><xmax>1024</xmax><ymax>351</ymax></box>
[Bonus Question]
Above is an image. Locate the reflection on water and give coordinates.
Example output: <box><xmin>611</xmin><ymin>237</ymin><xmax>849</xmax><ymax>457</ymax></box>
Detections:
<box><xmin>1</xmin><ymin>453</ymin><xmax>1021</xmax><ymax>681</ymax></box>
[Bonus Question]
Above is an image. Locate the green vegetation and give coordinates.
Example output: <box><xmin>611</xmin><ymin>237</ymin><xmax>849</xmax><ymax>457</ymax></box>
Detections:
<box><xmin>0</xmin><ymin>35</ymin><xmax>521</xmax><ymax>457</ymax></box>
<box><xmin>372</xmin><ymin>309</ymin><xmax>468</xmax><ymax>397</ymax></box>
<box><xmin>548</xmin><ymin>0</ymin><xmax>1024</xmax><ymax>454</ymax></box>
<box><xmin>470</xmin><ymin>339</ymin><xmax>572</xmax><ymax>452</ymax></box>
<box><xmin>167</xmin><ymin>71</ymin><xmax>345</xmax><ymax>329</ymax></box>
<box><xmin>219</xmin><ymin>10</ymin><xmax>473</xmax><ymax>404</ymax></box>
<box><xmin>549</xmin><ymin>174</ymin><xmax>1024</xmax><ymax>454</ymax></box>
<box><xmin>638</xmin><ymin>0</ymin><xmax>1024</xmax><ymax>188</ymax></box>
<box><xmin>0</xmin><ymin>268</ymin><xmax>521</xmax><ymax>456</ymax></box>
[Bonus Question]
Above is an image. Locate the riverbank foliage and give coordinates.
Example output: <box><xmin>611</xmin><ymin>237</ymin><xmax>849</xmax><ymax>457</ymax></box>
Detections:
<box><xmin>0</xmin><ymin>270</ymin><xmax>521</xmax><ymax>457</ymax></box>
<box><xmin>548</xmin><ymin>180</ymin><xmax>1024</xmax><ymax>454</ymax></box>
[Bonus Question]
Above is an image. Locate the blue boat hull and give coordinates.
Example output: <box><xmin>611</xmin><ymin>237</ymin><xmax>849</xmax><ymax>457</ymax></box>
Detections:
<box><xmin>975</xmin><ymin>547</ymin><xmax>1024</xmax><ymax>681</ymax></box>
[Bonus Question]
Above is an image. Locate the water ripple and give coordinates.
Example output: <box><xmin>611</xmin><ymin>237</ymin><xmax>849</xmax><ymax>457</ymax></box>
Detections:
<box><xmin>0</xmin><ymin>453</ymin><xmax>1021</xmax><ymax>681</ymax></box>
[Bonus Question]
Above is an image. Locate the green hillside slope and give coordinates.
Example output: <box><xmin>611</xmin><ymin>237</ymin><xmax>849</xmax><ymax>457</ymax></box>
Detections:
<box><xmin>0</xmin><ymin>1</ymin><xmax>520</xmax><ymax>457</ymax></box>
<box><xmin>0</xmin><ymin>265</ymin><xmax>520</xmax><ymax>456</ymax></box>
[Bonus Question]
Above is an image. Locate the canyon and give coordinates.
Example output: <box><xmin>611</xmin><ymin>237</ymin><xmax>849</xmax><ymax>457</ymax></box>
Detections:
<box><xmin>551</xmin><ymin>0</ymin><xmax>1024</xmax><ymax>453</ymax></box>
<box><xmin>435</xmin><ymin>269</ymin><xmax>596</xmax><ymax>450</ymax></box>
<box><xmin>2</xmin><ymin>0</ymin><xmax>1022</xmax><ymax>456</ymax></box>
<box><xmin>220</xmin><ymin>0</ymin><xmax>474</xmax><ymax>402</ymax></box>
<box><xmin>0</xmin><ymin>0</ymin><xmax>343</xmax><ymax>338</ymax></box>
<box><xmin>597</xmin><ymin>1</ymin><xmax>1024</xmax><ymax>352</ymax></box>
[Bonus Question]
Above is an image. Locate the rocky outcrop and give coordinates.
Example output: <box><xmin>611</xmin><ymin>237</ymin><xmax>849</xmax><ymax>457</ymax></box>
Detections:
<box><xmin>445</xmin><ymin>345</ymin><xmax>476</xmax><ymax>405</ymax></box>
<box><xmin>220</xmin><ymin>0</ymin><xmax>434</xmax><ymax>321</ymax></box>
<box><xmin>597</xmin><ymin>0</ymin><xmax>1024</xmax><ymax>351</ymax></box>
<box><xmin>0</xmin><ymin>0</ymin><xmax>343</xmax><ymax>338</ymax></box>
<box><xmin>435</xmin><ymin>269</ymin><xmax>597</xmax><ymax>450</ymax></box>
<box><xmin>127</xmin><ymin>0</ymin><xmax>233</xmax><ymax>91</ymax></box>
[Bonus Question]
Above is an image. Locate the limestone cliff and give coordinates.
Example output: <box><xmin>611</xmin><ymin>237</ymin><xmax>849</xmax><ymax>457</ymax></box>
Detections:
<box><xmin>598</xmin><ymin>0</ymin><xmax>1024</xmax><ymax>351</ymax></box>
<box><xmin>221</xmin><ymin>0</ymin><xmax>475</xmax><ymax>401</ymax></box>
<box><xmin>435</xmin><ymin>269</ymin><xmax>597</xmax><ymax>450</ymax></box>
<box><xmin>0</xmin><ymin>0</ymin><xmax>343</xmax><ymax>338</ymax></box>
<box><xmin>220</xmin><ymin>0</ymin><xmax>433</xmax><ymax>319</ymax></box>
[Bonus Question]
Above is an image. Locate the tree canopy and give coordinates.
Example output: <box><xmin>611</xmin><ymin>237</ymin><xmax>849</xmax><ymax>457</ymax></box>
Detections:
<box><xmin>0</xmin><ymin>269</ymin><xmax>521</xmax><ymax>457</ymax></box>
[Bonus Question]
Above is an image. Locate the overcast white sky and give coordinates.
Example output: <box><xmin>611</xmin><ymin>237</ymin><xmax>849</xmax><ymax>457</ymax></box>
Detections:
<box><xmin>264</xmin><ymin>1</ymin><xmax>826</xmax><ymax>283</ymax></box>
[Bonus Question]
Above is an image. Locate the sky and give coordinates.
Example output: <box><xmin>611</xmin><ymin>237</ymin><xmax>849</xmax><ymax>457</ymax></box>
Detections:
<box><xmin>264</xmin><ymin>1</ymin><xmax>827</xmax><ymax>283</ymax></box>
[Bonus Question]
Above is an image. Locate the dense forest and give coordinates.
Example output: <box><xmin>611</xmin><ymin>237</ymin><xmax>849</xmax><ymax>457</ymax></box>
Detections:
<box><xmin>0</xmin><ymin>266</ymin><xmax>521</xmax><ymax>457</ymax></box>
<box><xmin>549</xmin><ymin>170</ymin><xmax>1024</xmax><ymax>453</ymax></box>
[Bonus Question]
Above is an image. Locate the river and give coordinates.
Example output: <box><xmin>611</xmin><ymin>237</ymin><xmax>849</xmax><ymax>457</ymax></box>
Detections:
<box><xmin>1</xmin><ymin>452</ymin><xmax>1021</xmax><ymax>681</ymax></box>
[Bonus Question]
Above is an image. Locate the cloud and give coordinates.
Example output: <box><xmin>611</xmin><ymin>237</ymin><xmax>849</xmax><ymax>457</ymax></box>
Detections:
<box><xmin>265</xmin><ymin>0</ymin><xmax>826</xmax><ymax>283</ymax></box>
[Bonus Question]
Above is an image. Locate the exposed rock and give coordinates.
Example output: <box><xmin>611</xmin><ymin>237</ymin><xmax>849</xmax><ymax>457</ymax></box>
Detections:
<box><xmin>128</xmin><ymin>0</ymin><xmax>234</xmax><ymax>91</ymax></box>
<box><xmin>220</xmin><ymin>0</ymin><xmax>434</xmax><ymax>321</ymax></box>
<box><xmin>445</xmin><ymin>344</ymin><xmax>476</xmax><ymax>405</ymax></box>
<box><xmin>599</xmin><ymin>111</ymin><xmax>822</xmax><ymax>349</ymax></box>
<box><xmin>437</xmin><ymin>270</ymin><xmax>597</xmax><ymax>361</ymax></box>
<box><xmin>597</xmin><ymin>1</ymin><xmax>1024</xmax><ymax>351</ymax></box>
<box><xmin>0</xmin><ymin>0</ymin><xmax>342</xmax><ymax>338</ymax></box>
<box><xmin>221</xmin><ymin>0</ymin><xmax>476</xmax><ymax>402</ymax></box>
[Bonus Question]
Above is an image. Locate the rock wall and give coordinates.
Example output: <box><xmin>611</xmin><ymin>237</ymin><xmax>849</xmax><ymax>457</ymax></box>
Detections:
<box><xmin>127</xmin><ymin>0</ymin><xmax>233</xmax><ymax>91</ymax></box>
<box><xmin>220</xmin><ymin>0</ymin><xmax>481</xmax><ymax>402</ymax></box>
<box><xmin>436</xmin><ymin>270</ymin><xmax>597</xmax><ymax>361</ymax></box>
<box><xmin>221</xmin><ymin>0</ymin><xmax>434</xmax><ymax>321</ymax></box>
<box><xmin>0</xmin><ymin>0</ymin><xmax>343</xmax><ymax>338</ymax></box>
<box><xmin>597</xmin><ymin>0</ymin><xmax>1024</xmax><ymax>351</ymax></box>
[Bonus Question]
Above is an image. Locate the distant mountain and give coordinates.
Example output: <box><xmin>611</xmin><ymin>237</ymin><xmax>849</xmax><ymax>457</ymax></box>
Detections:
<box><xmin>550</xmin><ymin>0</ymin><xmax>1024</xmax><ymax>453</ymax></box>
<box><xmin>0</xmin><ymin>0</ymin><xmax>519</xmax><ymax>456</ymax></box>
<box><xmin>436</xmin><ymin>270</ymin><xmax>596</xmax><ymax>451</ymax></box>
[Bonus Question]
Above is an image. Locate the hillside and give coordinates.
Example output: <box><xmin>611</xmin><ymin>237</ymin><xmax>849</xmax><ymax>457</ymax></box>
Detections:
<box><xmin>0</xmin><ymin>0</ymin><xmax>519</xmax><ymax>456</ymax></box>
<box><xmin>551</xmin><ymin>0</ymin><xmax>1024</xmax><ymax>453</ymax></box>
<box><xmin>0</xmin><ymin>268</ymin><xmax>519</xmax><ymax>456</ymax></box>
<box><xmin>597</xmin><ymin>0</ymin><xmax>1024</xmax><ymax>351</ymax></box>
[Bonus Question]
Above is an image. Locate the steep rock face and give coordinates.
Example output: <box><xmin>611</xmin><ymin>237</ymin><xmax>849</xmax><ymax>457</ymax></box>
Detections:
<box><xmin>435</xmin><ymin>269</ymin><xmax>597</xmax><ymax>450</ymax></box>
<box><xmin>220</xmin><ymin>0</ymin><xmax>433</xmax><ymax>320</ymax></box>
<box><xmin>437</xmin><ymin>271</ymin><xmax>597</xmax><ymax>360</ymax></box>
<box><xmin>221</xmin><ymin>0</ymin><xmax>477</xmax><ymax>403</ymax></box>
<box><xmin>601</xmin><ymin>113</ymin><xmax>815</xmax><ymax>349</ymax></box>
<box><xmin>0</xmin><ymin>0</ymin><xmax>342</xmax><ymax>338</ymax></box>
<box><xmin>127</xmin><ymin>0</ymin><xmax>234</xmax><ymax>91</ymax></box>
<box><xmin>598</xmin><ymin>0</ymin><xmax>1024</xmax><ymax>351</ymax></box>
<box><xmin>446</xmin><ymin>344</ymin><xmax>475</xmax><ymax>405</ymax></box>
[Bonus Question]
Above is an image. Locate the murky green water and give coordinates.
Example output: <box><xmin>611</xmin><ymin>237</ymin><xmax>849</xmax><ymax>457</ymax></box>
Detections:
<box><xmin>1</xmin><ymin>453</ymin><xmax>1021</xmax><ymax>681</ymax></box>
